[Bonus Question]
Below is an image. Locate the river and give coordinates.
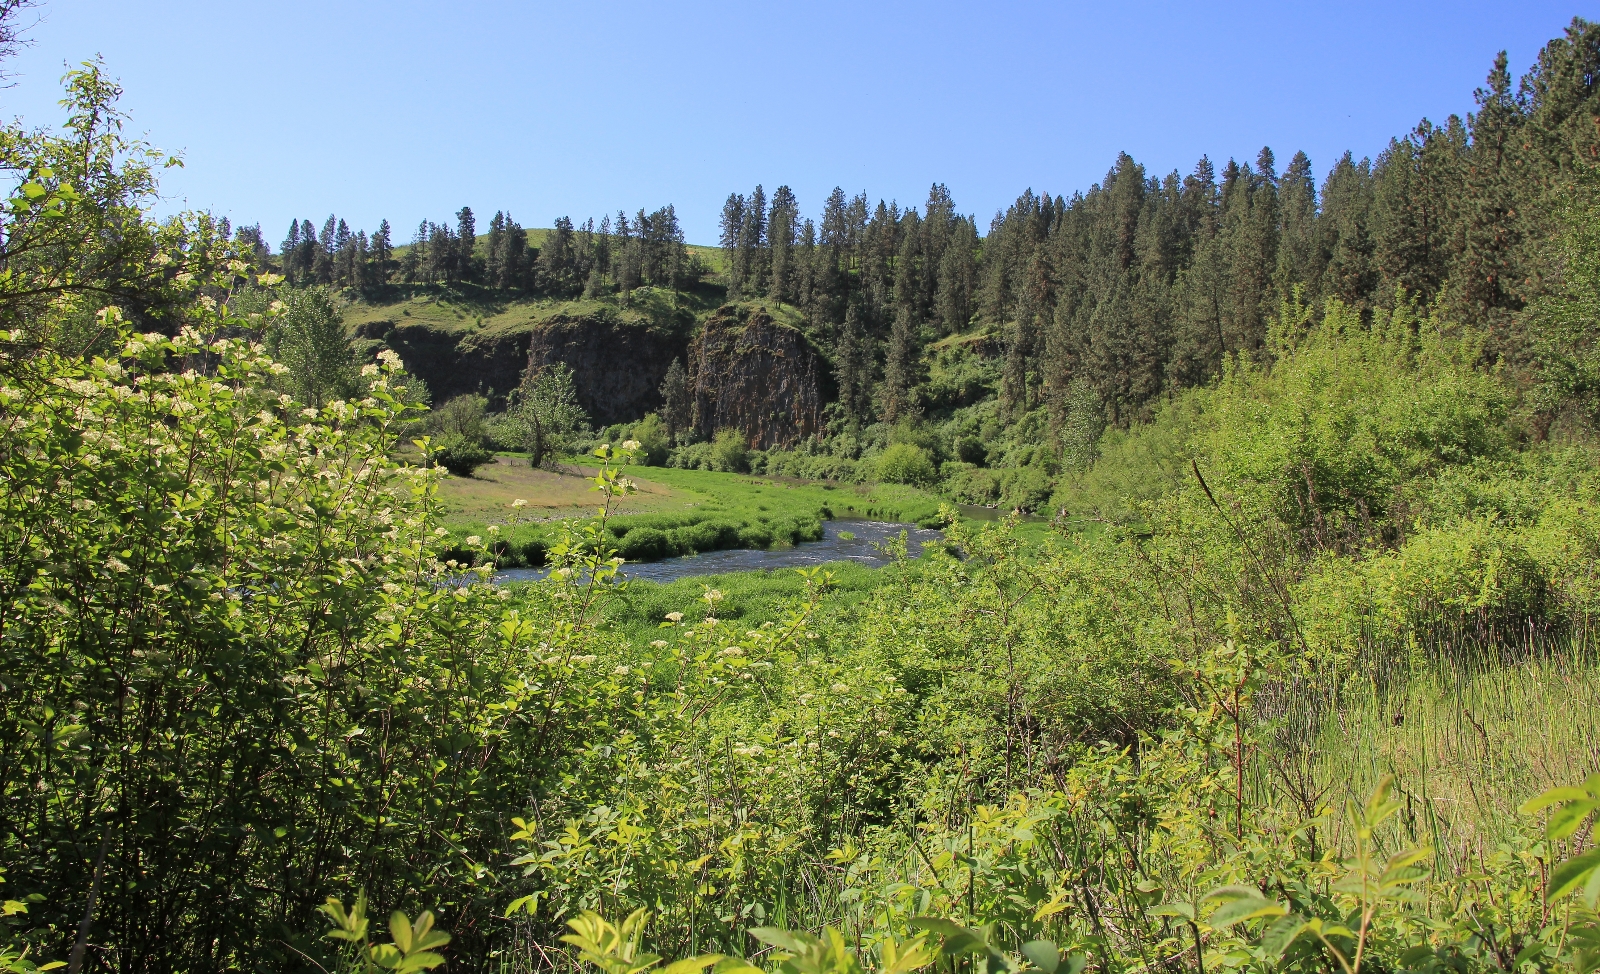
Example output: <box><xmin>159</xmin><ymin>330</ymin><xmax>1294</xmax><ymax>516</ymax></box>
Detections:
<box><xmin>494</xmin><ymin>518</ymin><xmax>945</xmax><ymax>585</ymax></box>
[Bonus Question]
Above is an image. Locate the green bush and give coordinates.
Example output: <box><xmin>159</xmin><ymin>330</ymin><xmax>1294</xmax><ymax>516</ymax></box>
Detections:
<box><xmin>711</xmin><ymin>428</ymin><xmax>750</xmax><ymax>473</ymax></box>
<box><xmin>997</xmin><ymin>465</ymin><xmax>1053</xmax><ymax>512</ymax></box>
<box><xmin>874</xmin><ymin>443</ymin><xmax>937</xmax><ymax>486</ymax></box>
<box><xmin>954</xmin><ymin>435</ymin><xmax>988</xmax><ymax>466</ymax></box>
<box><xmin>629</xmin><ymin>413</ymin><xmax>671</xmax><ymax>466</ymax></box>
<box><xmin>617</xmin><ymin>526</ymin><xmax>674</xmax><ymax>561</ymax></box>
<box><xmin>432</xmin><ymin>433</ymin><xmax>493</xmax><ymax>477</ymax></box>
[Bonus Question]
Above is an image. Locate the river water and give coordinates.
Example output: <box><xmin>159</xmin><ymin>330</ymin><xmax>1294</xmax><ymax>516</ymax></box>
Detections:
<box><xmin>494</xmin><ymin>518</ymin><xmax>945</xmax><ymax>585</ymax></box>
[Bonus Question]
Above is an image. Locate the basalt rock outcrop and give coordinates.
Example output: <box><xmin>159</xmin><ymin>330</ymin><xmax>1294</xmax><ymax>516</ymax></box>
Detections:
<box><xmin>524</xmin><ymin>310</ymin><xmax>689</xmax><ymax>426</ymax></box>
<box><xmin>373</xmin><ymin>320</ymin><xmax>533</xmax><ymax>406</ymax></box>
<box><xmin>369</xmin><ymin>302</ymin><xmax>825</xmax><ymax>441</ymax></box>
<box><xmin>690</xmin><ymin>305</ymin><xmax>827</xmax><ymax>449</ymax></box>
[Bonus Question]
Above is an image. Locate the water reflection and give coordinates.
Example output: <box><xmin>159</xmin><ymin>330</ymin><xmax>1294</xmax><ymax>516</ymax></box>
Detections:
<box><xmin>495</xmin><ymin>518</ymin><xmax>944</xmax><ymax>585</ymax></box>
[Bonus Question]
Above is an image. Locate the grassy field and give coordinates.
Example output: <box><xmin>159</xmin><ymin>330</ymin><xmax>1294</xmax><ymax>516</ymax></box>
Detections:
<box><xmin>437</xmin><ymin>460</ymin><xmax>959</xmax><ymax>567</ymax></box>
<box><xmin>436</xmin><ymin>455</ymin><xmax>694</xmax><ymax>522</ymax></box>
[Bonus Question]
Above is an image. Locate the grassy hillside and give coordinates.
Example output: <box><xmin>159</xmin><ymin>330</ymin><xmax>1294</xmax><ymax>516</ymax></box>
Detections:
<box><xmin>338</xmin><ymin>280</ymin><xmax>726</xmax><ymax>339</ymax></box>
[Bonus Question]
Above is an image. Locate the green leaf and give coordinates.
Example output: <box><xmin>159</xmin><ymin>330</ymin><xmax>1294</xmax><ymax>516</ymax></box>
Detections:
<box><xmin>659</xmin><ymin>956</ymin><xmax>725</xmax><ymax>974</ymax></box>
<box><xmin>1258</xmin><ymin>914</ymin><xmax>1308</xmax><ymax>963</ymax></box>
<box><xmin>1548</xmin><ymin>800</ymin><xmax>1599</xmax><ymax>841</ymax></box>
<box><xmin>1021</xmin><ymin>941</ymin><xmax>1059</xmax><ymax>973</ymax></box>
<box><xmin>390</xmin><ymin>911</ymin><xmax>414</xmax><ymax>953</ymax></box>
<box><xmin>1550</xmin><ymin>848</ymin><xmax>1600</xmax><ymax>902</ymax></box>
<box><xmin>1522</xmin><ymin>787</ymin><xmax>1593</xmax><ymax>815</ymax></box>
<box><xmin>395</xmin><ymin>950</ymin><xmax>447</xmax><ymax>973</ymax></box>
<box><xmin>1207</xmin><ymin>896</ymin><xmax>1286</xmax><ymax>930</ymax></box>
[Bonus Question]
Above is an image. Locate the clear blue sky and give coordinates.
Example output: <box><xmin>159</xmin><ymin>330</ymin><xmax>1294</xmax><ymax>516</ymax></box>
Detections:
<box><xmin>1</xmin><ymin>1</ymin><xmax>1590</xmax><ymax>245</ymax></box>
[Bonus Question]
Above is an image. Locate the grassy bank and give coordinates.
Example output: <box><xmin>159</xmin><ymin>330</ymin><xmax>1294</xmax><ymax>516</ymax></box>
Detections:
<box><xmin>437</xmin><ymin>459</ymin><xmax>954</xmax><ymax>566</ymax></box>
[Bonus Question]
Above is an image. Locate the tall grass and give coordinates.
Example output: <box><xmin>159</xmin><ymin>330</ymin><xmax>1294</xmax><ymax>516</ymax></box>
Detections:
<box><xmin>1254</xmin><ymin>629</ymin><xmax>1600</xmax><ymax>871</ymax></box>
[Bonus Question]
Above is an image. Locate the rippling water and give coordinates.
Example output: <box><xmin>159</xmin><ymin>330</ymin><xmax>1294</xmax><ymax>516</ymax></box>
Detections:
<box><xmin>494</xmin><ymin>518</ymin><xmax>944</xmax><ymax>585</ymax></box>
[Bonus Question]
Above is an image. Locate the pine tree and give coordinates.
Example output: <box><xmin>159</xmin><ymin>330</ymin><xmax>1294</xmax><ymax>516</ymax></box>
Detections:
<box><xmin>742</xmin><ymin>185</ymin><xmax>768</xmax><ymax>297</ymax></box>
<box><xmin>934</xmin><ymin>217</ymin><xmax>977</xmax><ymax>335</ymax></box>
<box><xmin>833</xmin><ymin>300</ymin><xmax>870</xmax><ymax>427</ymax></box>
<box><xmin>659</xmin><ymin>357</ymin><xmax>691</xmax><ymax>443</ymax></box>
<box><xmin>719</xmin><ymin>193</ymin><xmax>746</xmax><ymax>296</ymax></box>
<box><xmin>456</xmin><ymin>206</ymin><xmax>477</xmax><ymax>283</ymax></box>
<box><xmin>768</xmin><ymin>186</ymin><xmax>798</xmax><ymax>305</ymax></box>
<box><xmin>539</xmin><ymin>216</ymin><xmax>578</xmax><ymax>295</ymax></box>
<box><xmin>281</xmin><ymin>221</ymin><xmax>301</xmax><ymax>284</ymax></box>
<box><xmin>1456</xmin><ymin>51</ymin><xmax>1526</xmax><ymax>325</ymax></box>
<box><xmin>314</xmin><ymin>216</ymin><xmax>336</xmax><ymax>284</ymax></box>
<box><xmin>1318</xmin><ymin>152</ymin><xmax>1377</xmax><ymax>309</ymax></box>
<box><xmin>485</xmin><ymin>211</ymin><xmax>507</xmax><ymax>286</ymax></box>
<box><xmin>370</xmin><ymin>220</ymin><xmax>392</xmax><ymax>285</ymax></box>
<box><xmin>1275</xmin><ymin>150</ymin><xmax>1318</xmax><ymax>298</ymax></box>
<box><xmin>881</xmin><ymin>302</ymin><xmax>919</xmax><ymax>423</ymax></box>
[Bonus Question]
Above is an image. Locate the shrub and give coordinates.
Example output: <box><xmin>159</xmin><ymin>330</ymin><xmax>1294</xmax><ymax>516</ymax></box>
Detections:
<box><xmin>433</xmin><ymin>433</ymin><xmax>493</xmax><ymax>477</ymax></box>
<box><xmin>945</xmin><ymin>463</ymin><xmax>999</xmax><ymax>505</ymax></box>
<box><xmin>954</xmin><ymin>435</ymin><xmax>988</xmax><ymax>466</ymax></box>
<box><xmin>629</xmin><ymin>413</ymin><xmax>671</xmax><ymax>466</ymax></box>
<box><xmin>617</xmin><ymin>526</ymin><xmax>674</xmax><ymax>561</ymax></box>
<box><xmin>875</xmin><ymin>443</ymin><xmax>937</xmax><ymax>486</ymax></box>
<box><xmin>997</xmin><ymin>465</ymin><xmax>1053</xmax><ymax>512</ymax></box>
<box><xmin>711</xmin><ymin>428</ymin><xmax>750</xmax><ymax>473</ymax></box>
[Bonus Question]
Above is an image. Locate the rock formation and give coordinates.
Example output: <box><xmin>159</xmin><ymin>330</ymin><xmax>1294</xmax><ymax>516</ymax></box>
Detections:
<box><xmin>524</xmin><ymin>309</ymin><xmax>688</xmax><ymax>426</ymax></box>
<box><xmin>690</xmin><ymin>305</ymin><xmax>826</xmax><ymax>449</ymax></box>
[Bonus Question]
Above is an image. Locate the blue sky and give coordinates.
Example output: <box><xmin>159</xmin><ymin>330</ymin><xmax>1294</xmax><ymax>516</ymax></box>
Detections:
<box><xmin>0</xmin><ymin>1</ymin><xmax>1590</xmax><ymax>245</ymax></box>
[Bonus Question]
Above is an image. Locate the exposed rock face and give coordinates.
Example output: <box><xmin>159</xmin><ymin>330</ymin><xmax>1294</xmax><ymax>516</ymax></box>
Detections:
<box><xmin>691</xmin><ymin>305</ymin><xmax>826</xmax><ymax>448</ymax></box>
<box><xmin>525</xmin><ymin>311</ymin><xmax>688</xmax><ymax>426</ymax></box>
<box><xmin>378</xmin><ymin>321</ymin><xmax>533</xmax><ymax>406</ymax></box>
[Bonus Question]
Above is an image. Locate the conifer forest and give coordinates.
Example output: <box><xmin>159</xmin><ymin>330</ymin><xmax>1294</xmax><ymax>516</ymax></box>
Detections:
<box><xmin>6</xmin><ymin>5</ymin><xmax>1600</xmax><ymax>973</ymax></box>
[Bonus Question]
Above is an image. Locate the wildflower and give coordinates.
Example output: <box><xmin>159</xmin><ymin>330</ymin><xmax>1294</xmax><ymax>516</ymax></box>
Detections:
<box><xmin>361</xmin><ymin>363</ymin><xmax>380</xmax><ymax>377</ymax></box>
<box><xmin>433</xmin><ymin>527</ymin><xmax>449</xmax><ymax>537</ymax></box>
<box><xmin>105</xmin><ymin>556</ymin><xmax>129</xmax><ymax>573</ymax></box>
<box><xmin>622</xmin><ymin>439</ymin><xmax>641</xmax><ymax>450</ymax></box>
<box><xmin>650</xmin><ymin>640</ymin><xmax>668</xmax><ymax>649</ymax></box>
<box><xmin>613</xmin><ymin>665</ymin><xmax>631</xmax><ymax>676</ymax></box>
<box><xmin>512</xmin><ymin>499</ymin><xmax>527</xmax><ymax>508</ymax></box>
<box><xmin>487</xmin><ymin>525</ymin><xmax>500</xmax><ymax>534</ymax></box>
<box><xmin>465</xmin><ymin>536</ymin><xmax>482</xmax><ymax>546</ymax></box>
<box><xmin>378</xmin><ymin>349</ymin><xmax>402</xmax><ymax>367</ymax></box>
<box><xmin>831</xmin><ymin>683</ymin><xmax>849</xmax><ymax>693</ymax></box>
<box><xmin>665</xmin><ymin>612</ymin><xmax>683</xmax><ymax>622</ymax></box>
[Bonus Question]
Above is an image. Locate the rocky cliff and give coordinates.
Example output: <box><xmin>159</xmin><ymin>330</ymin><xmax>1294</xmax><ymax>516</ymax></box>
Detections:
<box><xmin>366</xmin><ymin>320</ymin><xmax>532</xmax><ymax>406</ymax></box>
<box><xmin>364</xmin><ymin>301</ymin><xmax>826</xmax><ymax>441</ymax></box>
<box><xmin>691</xmin><ymin>305</ymin><xmax>827</xmax><ymax>449</ymax></box>
<box><xmin>524</xmin><ymin>310</ymin><xmax>688</xmax><ymax>426</ymax></box>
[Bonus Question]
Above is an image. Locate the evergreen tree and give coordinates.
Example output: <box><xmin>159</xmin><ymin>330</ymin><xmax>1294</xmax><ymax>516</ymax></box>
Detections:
<box><xmin>659</xmin><ymin>357</ymin><xmax>691</xmax><ymax>443</ymax></box>
<box><xmin>457</xmin><ymin>206</ymin><xmax>477</xmax><ymax>282</ymax></box>
<box><xmin>881</xmin><ymin>301</ymin><xmax>919</xmax><ymax>423</ymax></box>
<box><xmin>741</xmin><ymin>185</ymin><xmax>768</xmax><ymax>297</ymax></box>
<box><xmin>719</xmin><ymin>193</ymin><xmax>746</xmax><ymax>296</ymax></box>
<box><xmin>539</xmin><ymin>216</ymin><xmax>578</xmax><ymax>295</ymax></box>
<box><xmin>370</xmin><ymin>219</ymin><xmax>392</xmax><ymax>285</ymax></box>
<box><xmin>485</xmin><ymin>211</ymin><xmax>506</xmax><ymax>286</ymax></box>
<box><xmin>832</xmin><ymin>300</ymin><xmax>872</xmax><ymax>427</ymax></box>
<box><xmin>1318</xmin><ymin>152</ymin><xmax>1377</xmax><ymax>309</ymax></box>
<box><xmin>1275</xmin><ymin>150</ymin><xmax>1318</xmax><ymax>298</ymax></box>
<box><xmin>1456</xmin><ymin>51</ymin><xmax>1527</xmax><ymax>326</ymax></box>
<box><xmin>768</xmin><ymin>185</ymin><xmax>798</xmax><ymax>305</ymax></box>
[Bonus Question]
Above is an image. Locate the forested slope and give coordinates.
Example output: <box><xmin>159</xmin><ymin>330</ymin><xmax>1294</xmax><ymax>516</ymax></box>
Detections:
<box><xmin>240</xmin><ymin>18</ymin><xmax>1600</xmax><ymax>515</ymax></box>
